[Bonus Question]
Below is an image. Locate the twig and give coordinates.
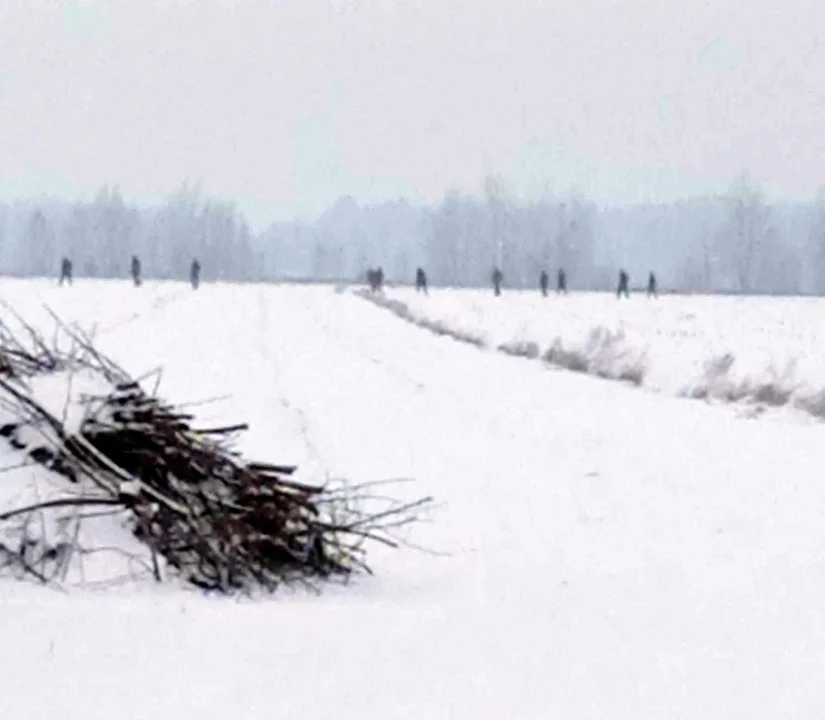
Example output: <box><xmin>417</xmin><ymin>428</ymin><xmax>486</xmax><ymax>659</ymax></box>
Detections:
<box><xmin>0</xmin><ymin>497</ymin><xmax>123</xmax><ymax>522</ymax></box>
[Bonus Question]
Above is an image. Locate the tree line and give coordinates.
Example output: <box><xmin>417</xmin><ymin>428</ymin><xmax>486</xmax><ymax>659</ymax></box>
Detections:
<box><xmin>0</xmin><ymin>184</ymin><xmax>256</xmax><ymax>283</ymax></box>
<box><xmin>1</xmin><ymin>176</ymin><xmax>824</xmax><ymax>294</ymax></box>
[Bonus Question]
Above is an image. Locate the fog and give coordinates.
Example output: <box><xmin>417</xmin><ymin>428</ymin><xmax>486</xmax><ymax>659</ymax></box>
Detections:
<box><xmin>0</xmin><ymin>177</ymin><xmax>822</xmax><ymax>294</ymax></box>
<box><xmin>2</xmin><ymin>1</ymin><xmax>824</xmax><ymax>293</ymax></box>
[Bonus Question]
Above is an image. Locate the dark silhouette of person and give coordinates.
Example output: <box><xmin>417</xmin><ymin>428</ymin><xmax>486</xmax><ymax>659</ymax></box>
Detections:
<box><xmin>539</xmin><ymin>270</ymin><xmax>549</xmax><ymax>297</ymax></box>
<box><xmin>367</xmin><ymin>267</ymin><xmax>384</xmax><ymax>292</ymax></box>
<box><xmin>557</xmin><ymin>268</ymin><xmax>567</xmax><ymax>294</ymax></box>
<box><xmin>647</xmin><ymin>271</ymin><xmax>658</xmax><ymax>298</ymax></box>
<box><xmin>190</xmin><ymin>258</ymin><xmax>201</xmax><ymax>289</ymax></box>
<box><xmin>492</xmin><ymin>267</ymin><xmax>503</xmax><ymax>296</ymax></box>
<box><xmin>130</xmin><ymin>255</ymin><xmax>142</xmax><ymax>287</ymax></box>
<box><xmin>415</xmin><ymin>267</ymin><xmax>428</xmax><ymax>294</ymax></box>
<box><xmin>617</xmin><ymin>269</ymin><xmax>630</xmax><ymax>299</ymax></box>
<box><xmin>59</xmin><ymin>257</ymin><xmax>73</xmax><ymax>286</ymax></box>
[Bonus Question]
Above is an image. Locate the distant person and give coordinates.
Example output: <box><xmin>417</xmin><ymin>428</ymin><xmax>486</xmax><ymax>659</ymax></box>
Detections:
<box><xmin>492</xmin><ymin>266</ymin><xmax>503</xmax><ymax>296</ymax></box>
<box><xmin>190</xmin><ymin>258</ymin><xmax>201</xmax><ymax>290</ymax></box>
<box><xmin>59</xmin><ymin>257</ymin><xmax>73</xmax><ymax>286</ymax></box>
<box><xmin>539</xmin><ymin>270</ymin><xmax>549</xmax><ymax>297</ymax></box>
<box><xmin>647</xmin><ymin>271</ymin><xmax>658</xmax><ymax>298</ymax></box>
<box><xmin>131</xmin><ymin>255</ymin><xmax>142</xmax><ymax>287</ymax></box>
<box><xmin>366</xmin><ymin>267</ymin><xmax>384</xmax><ymax>292</ymax></box>
<box><xmin>617</xmin><ymin>269</ymin><xmax>630</xmax><ymax>299</ymax></box>
<box><xmin>557</xmin><ymin>268</ymin><xmax>567</xmax><ymax>294</ymax></box>
<box><xmin>415</xmin><ymin>267</ymin><xmax>428</xmax><ymax>294</ymax></box>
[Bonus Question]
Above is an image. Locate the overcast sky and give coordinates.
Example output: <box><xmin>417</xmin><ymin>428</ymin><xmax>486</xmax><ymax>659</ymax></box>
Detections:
<box><xmin>1</xmin><ymin>0</ymin><xmax>823</xmax><ymax>228</ymax></box>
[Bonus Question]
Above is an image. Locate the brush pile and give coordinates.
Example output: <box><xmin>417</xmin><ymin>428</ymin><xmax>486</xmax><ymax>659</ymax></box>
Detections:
<box><xmin>0</xmin><ymin>308</ymin><xmax>431</xmax><ymax>593</ymax></box>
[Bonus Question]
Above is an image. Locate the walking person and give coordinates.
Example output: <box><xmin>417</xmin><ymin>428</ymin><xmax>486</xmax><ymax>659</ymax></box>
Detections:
<box><xmin>415</xmin><ymin>267</ymin><xmax>428</xmax><ymax>294</ymax></box>
<box><xmin>190</xmin><ymin>258</ymin><xmax>201</xmax><ymax>290</ymax></box>
<box><xmin>617</xmin><ymin>269</ymin><xmax>630</xmax><ymax>299</ymax></box>
<box><xmin>539</xmin><ymin>270</ymin><xmax>549</xmax><ymax>297</ymax></box>
<box><xmin>59</xmin><ymin>256</ymin><xmax>73</xmax><ymax>286</ymax></box>
<box><xmin>130</xmin><ymin>255</ymin><xmax>142</xmax><ymax>287</ymax></box>
<box><xmin>647</xmin><ymin>271</ymin><xmax>658</xmax><ymax>298</ymax></box>
<box><xmin>492</xmin><ymin>266</ymin><xmax>503</xmax><ymax>296</ymax></box>
<box><xmin>557</xmin><ymin>268</ymin><xmax>567</xmax><ymax>294</ymax></box>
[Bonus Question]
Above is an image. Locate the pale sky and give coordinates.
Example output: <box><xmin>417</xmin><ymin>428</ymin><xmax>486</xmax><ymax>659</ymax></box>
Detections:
<box><xmin>1</xmin><ymin>0</ymin><xmax>823</xmax><ymax>229</ymax></box>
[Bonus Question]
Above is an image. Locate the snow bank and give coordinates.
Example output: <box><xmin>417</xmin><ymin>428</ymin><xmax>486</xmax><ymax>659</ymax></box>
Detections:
<box><xmin>0</xmin><ymin>369</ymin><xmax>160</xmax><ymax>588</ymax></box>
<box><xmin>366</xmin><ymin>287</ymin><xmax>825</xmax><ymax>418</ymax></box>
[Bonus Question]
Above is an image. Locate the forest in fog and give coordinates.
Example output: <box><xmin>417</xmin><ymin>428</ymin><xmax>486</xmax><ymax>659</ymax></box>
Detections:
<box><xmin>1</xmin><ymin>175</ymin><xmax>824</xmax><ymax>295</ymax></box>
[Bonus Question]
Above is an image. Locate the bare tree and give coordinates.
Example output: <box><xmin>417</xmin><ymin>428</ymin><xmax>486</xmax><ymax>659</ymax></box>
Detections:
<box><xmin>808</xmin><ymin>188</ymin><xmax>825</xmax><ymax>294</ymax></box>
<box><xmin>21</xmin><ymin>210</ymin><xmax>53</xmax><ymax>277</ymax></box>
<box><xmin>717</xmin><ymin>174</ymin><xmax>777</xmax><ymax>293</ymax></box>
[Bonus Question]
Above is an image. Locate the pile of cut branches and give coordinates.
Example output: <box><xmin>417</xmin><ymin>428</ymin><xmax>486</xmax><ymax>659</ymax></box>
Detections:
<box><xmin>0</xmin><ymin>307</ymin><xmax>431</xmax><ymax>594</ymax></box>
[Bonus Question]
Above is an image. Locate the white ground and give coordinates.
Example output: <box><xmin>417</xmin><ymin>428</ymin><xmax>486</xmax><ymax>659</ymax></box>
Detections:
<box><xmin>378</xmin><ymin>286</ymin><xmax>825</xmax><ymax>416</ymax></box>
<box><xmin>1</xmin><ymin>278</ymin><xmax>825</xmax><ymax>719</ymax></box>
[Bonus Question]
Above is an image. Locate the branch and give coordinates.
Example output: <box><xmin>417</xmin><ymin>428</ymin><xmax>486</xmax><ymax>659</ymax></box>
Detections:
<box><xmin>0</xmin><ymin>496</ymin><xmax>123</xmax><ymax>522</ymax></box>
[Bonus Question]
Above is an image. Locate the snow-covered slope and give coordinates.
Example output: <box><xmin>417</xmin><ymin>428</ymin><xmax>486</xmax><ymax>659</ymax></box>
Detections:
<box><xmin>1</xmin><ymin>279</ymin><xmax>824</xmax><ymax>719</ymax></box>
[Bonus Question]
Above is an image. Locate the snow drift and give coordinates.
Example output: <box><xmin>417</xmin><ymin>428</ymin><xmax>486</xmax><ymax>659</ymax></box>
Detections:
<box><xmin>361</xmin><ymin>286</ymin><xmax>825</xmax><ymax>419</ymax></box>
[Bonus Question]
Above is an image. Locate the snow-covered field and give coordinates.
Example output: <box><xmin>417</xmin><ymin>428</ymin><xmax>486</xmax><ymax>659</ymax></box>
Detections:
<box><xmin>373</xmin><ymin>286</ymin><xmax>825</xmax><ymax>419</ymax></box>
<box><xmin>2</xmin><ymin>278</ymin><xmax>825</xmax><ymax>719</ymax></box>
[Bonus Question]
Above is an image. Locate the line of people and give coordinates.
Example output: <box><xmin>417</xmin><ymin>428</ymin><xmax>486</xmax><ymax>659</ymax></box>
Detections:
<box><xmin>58</xmin><ymin>256</ymin><xmax>202</xmax><ymax>290</ymax></box>
<box><xmin>537</xmin><ymin>269</ymin><xmax>567</xmax><ymax>297</ymax></box>
<box><xmin>367</xmin><ymin>264</ymin><xmax>658</xmax><ymax>299</ymax></box>
<box><xmin>497</xmin><ymin>267</ymin><xmax>657</xmax><ymax>298</ymax></box>
<box><xmin>493</xmin><ymin>267</ymin><xmax>568</xmax><ymax>297</ymax></box>
<box><xmin>617</xmin><ymin>269</ymin><xmax>657</xmax><ymax>298</ymax></box>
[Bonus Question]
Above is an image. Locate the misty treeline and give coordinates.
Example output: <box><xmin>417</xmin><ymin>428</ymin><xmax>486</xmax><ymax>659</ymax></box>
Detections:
<box><xmin>1</xmin><ymin>176</ymin><xmax>825</xmax><ymax>294</ymax></box>
<box><xmin>0</xmin><ymin>184</ymin><xmax>257</xmax><ymax>282</ymax></box>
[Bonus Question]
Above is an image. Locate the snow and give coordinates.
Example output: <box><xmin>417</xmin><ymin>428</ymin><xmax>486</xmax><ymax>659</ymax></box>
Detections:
<box><xmin>1</xmin><ymin>278</ymin><xmax>825</xmax><ymax>718</ymax></box>
<box><xmin>374</xmin><ymin>286</ymin><xmax>825</xmax><ymax>418</ymax></box>
<box><xmin>24</xmin><ymin>369</ymin><xmax>118</xmax><ymax>435</ymax></box>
